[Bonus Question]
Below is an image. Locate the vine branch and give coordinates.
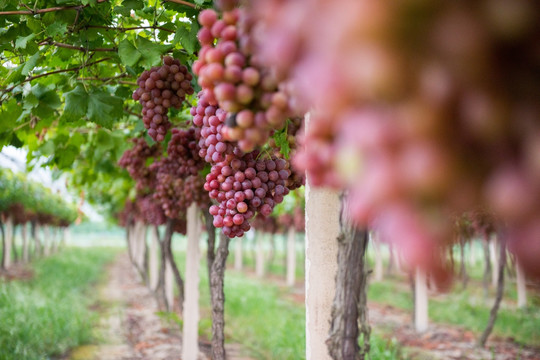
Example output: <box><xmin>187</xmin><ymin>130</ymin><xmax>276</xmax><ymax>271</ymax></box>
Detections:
<box><xmin>1</xmin><ymin>57</ymin><xmax>112</xmax><ymax>93</ymax></box>
<box><xmin>39</xmin><ymin>41</ymin><xmax>117</xmax><ymax>52</ymax></box>
<box><xmin>161</xmin><ymin>0</ymin><xmax>198</xmax><ymax>9</ymax></box>
<box><xmin>0</xmin><ymin>0</ymin><xmax>108</xmax><ymax>16</ymax></box>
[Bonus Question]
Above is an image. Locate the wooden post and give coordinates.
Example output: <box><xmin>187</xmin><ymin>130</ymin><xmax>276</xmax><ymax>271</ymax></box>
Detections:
<box><xmin>182</xmin><ymin>203</ymin><xmax>202</xmax><ymax>360</ymax></box>
<box><xmin>305</xmin><ymin>183</ymin><xmax>340</xmax><ymax>360</ymax></box>
<box><xmin>415</xmin><ymin>268</ymin><xmax>429</xmax><ymax>332</ymax></box>
<box><xmin>516</xmin><ymin>260</ymin><xmax>527</xmax><ymax>308</ymax></box>
<box><xmin>255</xmin><ymin>231</ymin><xmax>265</xmax><ymax>277</ymax></box>
<box><xmin>149</xmin><ymin>226</ymin><xmax>160</xmax><ymax>291</ymax></box>
<box><xmin>286</xmin><ymin>226</ymin><xmax>296</xmax><ymax>287</ymax></box>
<box><xmin>234</xmin><ymin>235</ymin><xmax>243</xmax><ymax>271</ymax></box>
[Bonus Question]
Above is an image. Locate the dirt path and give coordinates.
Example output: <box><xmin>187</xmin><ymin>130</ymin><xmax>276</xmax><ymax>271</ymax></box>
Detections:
<box><xmin>71</xmin><ymin>253</ymin><xmax>251</xmax><ymax>360</ymax></box>
<box><xmin>368</xmin><ymin>302</ymin><xmax>540</xmax><ymax>360</ymax></box>
<box><xmin>237</xmin><ymin>266</ymin><xmax>540</xmax><ymax>360</ymax></box>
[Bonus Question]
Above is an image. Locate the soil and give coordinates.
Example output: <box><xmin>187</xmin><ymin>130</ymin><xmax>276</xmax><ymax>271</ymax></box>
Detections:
<box><xmin>237</xmin><ymin>265</ymin><xmax>540</xmax><ymax>360</ymax></box>
<box><xmin>70</xmin><ymin>253</ymin><xmax>252</xmax><ymax>360</ymax></box>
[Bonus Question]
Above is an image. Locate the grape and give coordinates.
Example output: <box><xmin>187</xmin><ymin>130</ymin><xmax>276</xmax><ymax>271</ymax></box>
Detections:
<box><xmin>193</xmin><ymin>8</ymin><xmax>298</xmax><ymax>152</ymax></box>
<box><xmin>133</xmin><ymin>56</ymin><xmax>194</xmax><ymax>141</ymax></box>
<box><xmin>250</xmin><ymin>0</ymin><xmax>540</xmax><ymax>278</ymax></box>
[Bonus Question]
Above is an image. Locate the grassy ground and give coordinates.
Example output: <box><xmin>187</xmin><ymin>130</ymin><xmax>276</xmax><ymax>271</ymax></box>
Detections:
<box><xmin>0</xmin><ymin>247</ymin><xmax>117</xmax><ymax>360</ymax></box>
<box><xmin>368</xmin><ymin>274</ymin><xmax>540</xmax><ymax>347</ymax></box>
<box><xmin>174</xmin><ymin>249</ymin><xmax>405</xmax><ymax>360</ymax></box>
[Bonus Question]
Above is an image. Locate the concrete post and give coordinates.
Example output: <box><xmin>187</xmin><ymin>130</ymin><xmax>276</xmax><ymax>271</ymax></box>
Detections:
<box><xmin>234</xmin><ymin>236</ymin><xmax>243</xmax><ymax>271</ymax></box>
<box><xmin>372</xmin><ymin>232</ymin><xmax>384</xmax><ymax>282</ymax></box>
<box><xmin>149</xmin><ymin>227</ymin><xmax>160</xmax><ymax>291</ymax></box>
<box><xmin>22</xmin><ymin>223</ymin><xmax>28</xmax><ymax>262</ymax></box>
<box><xmin>43</xmin><ymin>226</ymin><xmax>50</xmax><ymax>257</ymax></box>
<box><xmin>305</xmin><ymin>183</ymin><xmax>340</xmax><ymax>360</ymax></box>
<box><xmin>516</xmin><ymin>261</ymin><xmax>527</xmax><ymax>308</ymax></box>
<box><xmin>490</xmin><ymin>240</ymin><xmax>499</xmax><ymax>287</ymax></box>
<box><xmin>286</xmin><ymin>226</ymin><xmax>296</xmax><ymax>287</ymax></box>
<box><xmin>415</xmin><ymin>268</ymin><xmax>429</xmax><ymax>332</ymax></box>
<box><xmin>4</xmin><ymin>216</ymin><xmax>13</xmax><ymax>268</ymax></box>
<box><xmin>182</xmin><ymin>203</ymin><xmax>202</xmax><ymax>360</ymax></box>
<box><xmin>255</xmin><ymin>231</ymin><xmax>265</xmax><ymax>278</ymax></box>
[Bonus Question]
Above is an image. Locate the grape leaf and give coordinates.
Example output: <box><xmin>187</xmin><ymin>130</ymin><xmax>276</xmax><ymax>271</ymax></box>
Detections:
<box><xmin>15</xmin><ymin>33</ymin><xmax>35</xmax><ymax>49</ymax></box>
<box><xmin>63</xmin><ymin>85</ymin><xmax>89</xmax><ymax>121</ymax></box>
<box><xmin>118</xmin><ymin>39</ymin><xmax>142</xmax><ymax>67</ymax></box>
<box><xmin>46</xmin><ymin>22</ymin><xmax>68</xmax><ymax>37</ymax></box>
<box><xmin>21</xmin><ymin>52</ymin><xmax>40</xmax><ymax>76</ymax></box>
<box><xmin>273</xmin><ymin>129</ymin><xmax>290</xmax><ymax>159</ymax></box>
<box><xmin>174</xmin><ymin>24</ymin><xmax>196</xmax><ymax>54</ymax></box>
<box><xmin>87</xmin><ymin>91</ymin><xmax>123</xmax><ymax>129</ymax></box>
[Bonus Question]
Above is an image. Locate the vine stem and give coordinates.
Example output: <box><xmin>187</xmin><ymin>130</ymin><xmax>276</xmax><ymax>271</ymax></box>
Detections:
<box><xmin>161</xmin><ymin>0</ymin><xmax>198</xmax><ymax>9</ymax></box>
<box><xmin>0</xmin><ymin>57</ymin><xmax>112</xmax><ymax>93</ymax></box>
<box><xmin>0</xmin><ymin>0</ymin><xmax>108</xmax><ymax>15</ymax></box>
<box><xmin>38</xmin><ymin>41</ymin><xmax>117</xmax><ymax>52</ymax></box>
<box><xmin>85</xmin><ymin>25</ymin><xmax>175</xmax><ymax>34</ymax></box>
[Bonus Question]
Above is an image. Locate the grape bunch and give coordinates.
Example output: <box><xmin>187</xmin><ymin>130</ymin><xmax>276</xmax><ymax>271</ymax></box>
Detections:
<box><xmin>137</xmin><ymin>194</ymin><xmax>167</xmax><ymax>226</ymax></box>
<box><xmin>190</xmin><ymin>91</ymin><xmax>296</xmax><ymax>238</ymax></box>
<box><xmin>250</xmin><ymin>0</ymin><xmax>540</xmax><ymax>277</ymax></box>
<box><xmin>192</xmin><ymin>8</ymin><xmax>296</xmax><ymax>152</ymax></box>
<box><xmin>167</xmin><ymin>127</ymin><xmax>205</xmax><ymax>177</ymax></box>
<box><xmin>191</xmin><ymin>90</ymin><xmax>239</xmax><ymax>163</ymax></box>
<box><xmin>118</xmin><ymin>138</ymin><xmax>162</xmax><ymax>192</ymax></box>
<box><xmin>204</xmin><ymin>152</ymin><xmax>293</xmax><ymax>237</ymax></box>
<box><xmin>132</xmin><ymin>56</ymin><xmax>194</xmax><ymax>141</ymax></box>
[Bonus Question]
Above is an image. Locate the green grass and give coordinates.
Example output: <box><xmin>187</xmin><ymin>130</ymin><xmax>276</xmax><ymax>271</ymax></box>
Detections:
<box><xmin>0</xmin><ymin>247</ymin><xmax>117</xmax><ymax>360</ymax></box>
<box><xmin>174</xmin><ymin>249</ymin><xmax>404</xmax><ymax>359</ymax></box>
<box><xmin>368</xmin><ymin>279</ymin><xmax>540</xmax><ymax>346</ymax></box>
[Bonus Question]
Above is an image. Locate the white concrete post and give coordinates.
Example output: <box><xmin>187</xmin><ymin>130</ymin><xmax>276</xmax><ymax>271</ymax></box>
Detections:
<box><xmin>21</xmin><ymin>223</ymin><xmax>28</xmax><ymax>262</ymax></box>
<box><xmin>43</xmin><ymin>226</ymin><xmax>50</xmax><ymax>257</ymax></box>
<box><xmin>255</xmin><ymin>231</ymin><xmax>265</xmax><ymax>277</ymax></box>
<box><xmin>286</xmin><ymin>226</ymin><xmax>296</xmax><ymax>287</ymax></box>
<box><xmin>165</xmin><ymin>257</ymin><xmax>174</xmax><ymax>311</ymax></box>
<box><xmin>415</xmin><ymin>268</ymin><xmax>429</xmax><ymax>332</ymax></box>
<box><xmin>516</xmin><ymin>261</ymin><xmax>527</xmax><ymax>308</ymax></box>
<box><xmin>469</xmin><ymin>240</ymin><xmax>476</xmax><ymax>267</ymax></box>
<box><xmin>234</xmin><ymin>236</ymin><xmax>243</xmax><ymax>271</ymax></box>
<box><xmin>372</xmin><ymin>232</ymin><xmax>384</xmax><ymax>282</ymax></box>
<box><xmin>4</xmin><ymin>216</ymin><xmax>13</xmax><ymax>268</ymax></box>
<box><xmin>149</xmin><ymin>227</ymin><xmax>160</xmax><ymax>291</ymax></box>
<box><xmin>182</xmin><ymin>203</ymin><xmax>202</xmax><ymax>360</ymax></box>
<box><xmin>304</xmin><ymin>183</ymin><xmax>340</xmax><ymax>360</ymax></box>
<box><xmin>490</xmin><ymin>240</ymin><xmax>499</xmax><ymax>287</ymax></box>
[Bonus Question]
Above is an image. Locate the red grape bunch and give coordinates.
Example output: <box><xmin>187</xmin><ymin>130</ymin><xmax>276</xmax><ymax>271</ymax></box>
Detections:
<box><xmin>192</xmin><ymin>8</ymin><xmax>296</xmax><ymax>152</ymax></box>
<box><xmin>250</xmin><ymin>0</ymin><xmax>540</xmax><ymax>277</ymax></box>
<box><xmin>204</xmin><ymin>151</ymin><xmax>293</xmax><ymax>238</ymax></box>
<box><xmin>132</xmin><ymin>56</ymin><xmax>195</xmax><ymax>142</ymax></box>
<box><xmin>118</xmin><ymin>138</ymin><xmax>162</xmax><ymax>193</ymax></box>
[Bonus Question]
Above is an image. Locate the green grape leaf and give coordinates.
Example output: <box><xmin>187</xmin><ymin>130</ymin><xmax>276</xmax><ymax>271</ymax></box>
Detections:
<box><xmin>63</xmin><ymin>85</ymin><xmax>89</xmax><ymax>121</ymax></box>
<box><xmin>46</xmin><ymin>22</ymin><xmax>68</xmax><ymax>37</ymax></box>
<box><xmin>136</xmin><ymin>36</ymin><xmax>172</xmax><ymax>67</ymax></box>
<box><xmin>118</xmin><ymin>39</ymin><xmax>141</xmax><ymax>67</ymax></box>
<box><xmin>273</xmin><ymin>129</ymin><xmax>290</xmax><ymax>159</ymax></box>
<box><xmin>15</xmin><ymin>33</ymin><xmax>35</xmax><ymax>49</ymax></box>
<box><xmin>174</xmin><ymin>23</ymin><xmax>197</xmax><ymax>54</ymax></box>
<box><xmin>21</xmin><ymin>51</ymin><xmax>40</xmax><ymax>76</ymax></box>
<box><xmin>122</xmin><ymin>0</ymin><xmax>144</xmax><ymax>10</ymax></box>
<box><xmin>87</xmin><ymin>91</ymin><xmax>123</xmax><ymax>129</ymax></box>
